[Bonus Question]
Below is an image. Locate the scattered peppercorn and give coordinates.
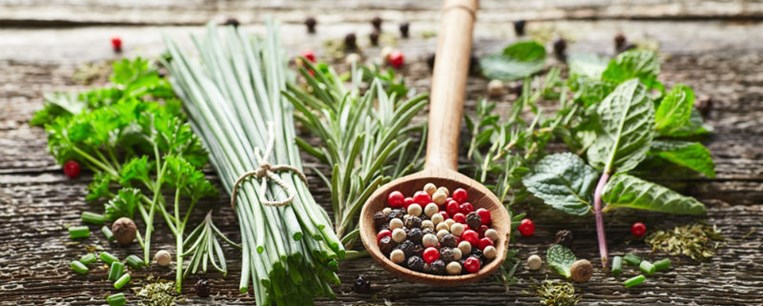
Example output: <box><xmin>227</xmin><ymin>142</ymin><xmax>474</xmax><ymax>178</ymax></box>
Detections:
<box><xmin>518</xmin><ymin>218</ymin><xmax>535</xmax><ymax>237</ymax></box>
<box><xmin>388</xmin><ymin>51</ymin><xmax>405</xmax><ymax>69</ymax></box>
<box><xmin>527</xmin><ymin>254</ymin><xmax>542</xmax><ymax>270</ymax></box>
<box><xmin>353</xmin><ymin>275</ymin><xmax>372</xmax><ymax>294</ymax></box>
<box><xmin>304</xmin><ymin>17</ymin><xmax>317</xmax><ymax>34</ymax></box>
<box><xmin>513</xmin><ymin>20</ymin><xmax>526</xmax><ymax>36</ymax></box>
<box><xmin>570</xmin><ymin>259</ymin><xmax>593</xmax><ymax>283</ymax></box>
<box><xmin>427</xmin><ymin>53</ymin><xmax>436</xmax><ymax>70</ymax></box>
<box><xmin>154</xmin><ymin>250</ymin><xmax>171</xmax><ymax>267</ymax></box>
<box><xmin>223</xmin><ymin>18</ymin><xmax>240</xmax><ymax>28</ymax></box>
<box><xmin>371</xmin><ymin>16</ymin><xmax>383</xmax><ymax>31</ymax></box>
<box><xmin>63</xmin><ymin>160</ymin><xmax>81</xmax><ymax>178</ymax></box>
<box><xmin>553</xmin><ymin>38</ymin><xmax>567</xmax><ymax>61</ymax></box>
<box><xmin>399</xmin><ymin>22</ymin><xmax>410</xmax><ymax>38</ymax></box>
<box><xmin>695</xmin><ymin>96</ymin><xmax>714</xmax><ymax>117</ymax></box>
<box><xmin>631</xmin><ymin>222</ymin><xmax>647</xmax><ymax>238</ymax></box>
<box><xmin>369</xmin><ymin>31</ymin><xmax>380</xmax><ymax>46</ymax></box>
<box><xmin>344</xmin><ymin>33</ymin><xmax>357</xmax><ymax>50</ymax></box>
<box><xmin>194</xmin><ymin>278</ymin><xmax>211</xmax><ymax>298</ymax></box>
<box><xmin>614</xmin><ymin>33</ymin><xmax>627</xmax><ymax>51</ymax></box>
<box><xmin>111</xmin><ymin>37</ymin><xmax>122</xmax><ymax>53</ymax></box>
<box><xmin>112</xmin><ymin>217</ymin><xmax>137</xmax><ymax>246</ymax></box>
<box><xmin>509</xmin><ymin>81</ymin><xmax>523</xmax><ymax>95</ymax></box>
<box><xmin>407</xmin><ymin>255</ymin><xmax>425</xmax><ymax>271</ymax></box>
<box><xmin>554</xmin><ymin>230</ymin><xmax>574</xmax><ymax>247</ymax></box>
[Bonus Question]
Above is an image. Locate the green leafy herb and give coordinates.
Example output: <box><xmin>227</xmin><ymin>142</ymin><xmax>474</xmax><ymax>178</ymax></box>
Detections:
<box><xmin>655</xmin><ymin>84</ymin><xmax>694</xmax><ymax>135</ymax></box>
<box><xmin>547</xmin><ymin>244</ymin><xmax>577</xmax><ymax>278</ymax></box>
<box><xmin>649</xmin><ymin>140</ymin><xmax>715</xmax><ymax>178</ymax></box>
<box><xmin>523</xmin><ymin>153</ymin><xmax>598</xmax><ymax>215</ymax></box>
<box><xmin>602</xmin><ymin>174</ymin><xmax>706</xmax><ymax>215</ymax></box>
<box><xmin>602</xmin><ymin>50</ymin><xmax>661</xmax><ymax>90</ymax></box>
<box><xmin>479</xmin><ymin>40</ymin><xmax>547</xmax><ymax>81</ymax></box>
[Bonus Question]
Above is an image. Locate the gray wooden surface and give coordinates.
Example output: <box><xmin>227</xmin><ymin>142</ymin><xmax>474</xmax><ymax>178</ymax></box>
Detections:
<box><xmin>1</xmin><ymin>1</ymin><xmax>762</xmax><ymax>305</ymax></box>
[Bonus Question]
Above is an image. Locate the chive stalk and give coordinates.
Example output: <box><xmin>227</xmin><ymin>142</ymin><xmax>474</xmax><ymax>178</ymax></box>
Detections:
<box><xmin>624</xmin><ymin>275</ymin><xmax>646</xmax><ymax>288</ymax></box>
<box><xmin>611</xmin><ymin>256</ymin><xmax>622</xmax><ymax>277</ymax></box>
<box><xmin>654</xmin><ymin>258</ymin><xmax>671</xmax><ymax>271</ymax></box>
<box><xmin>114</xmin><ymin>273</ymin><xmax>131</xmax><ymax>289</ymax></box>
<box><xmin>623</xmin><ymin>253</ymin><xmax>641</xmax><ymax>266</ymax></box>
<box><xmin>100</xmin><ymin>252</ymin><xmax>119</xmax><ymax>265</ymax></box>
<box><xmin>125</xmin><ymin>255</ymin><xmax>144</xmax><ymax>269</ymax></box>
<box><xmin>639</xmin><ymin>260</ymin><xmax>656</xmax><ymax>275</ymax></box>
<box><xmin>106</xmin><ymin>293</ymin><xmax>126</xmax><ymax>306</ymax></box>
<box><xmin>70</xmin><ymin>260</ymin><xmax>89</xmax><ymax>274</ymax></box>
<box><xmin>101</xmin><ymin>226</ymin><xmax>115</xmax><ymax>241</ymax></box>
<box><xmin>108</xmin><ymin>261</ymin><xmax>125</xmax><ymax>281</ymax></box>
<box><xmin>79</xmin><ymin>253</ymin><xmax>97</xmax><ymax>265</ymax></box>
<box><xmin>81</xmin><ymin>212</ymin><xmax>105</xmax><ymax>225</ymax></box>
<box><xmin>68</xmin><ymin>226</ymin><xmax>90</xmax><ymax>239</ymax></box>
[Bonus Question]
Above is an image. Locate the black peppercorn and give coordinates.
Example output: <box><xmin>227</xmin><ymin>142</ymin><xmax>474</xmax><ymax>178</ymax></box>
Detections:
<box><xmin>369</xmin><ymin>31</ymin><xmax>380</xmax><ymax>46</ymax></box>
<box><xmin>695</xmin><ymin>97</ymin><xmax>714</xmax><ymax>117</ymax></box>
<box><xmin>399</xmin><ymin>22</ymin><xmax>410</xmax><ymax>38</ymax></box>
<box><xmin>614</xmin><ymin>33</ymin><xmax>626</xmax><ymax>51</ymax></box>
<box><xmin>404</xmin><ymin>216</ymin><xmax>422</xmax><ymax>229</ymax></box>
<box><xmin>389</xmin><ymin>209</ymin><xmax>404</xmax><ymax>220</ymax></box>
<box><xmin>345</xmin><ymin>33</ymin><xmax>357</xmax><ymax>50</ymax></box>
<box><xmin>430</xmin><ymin>259</ymin><xmax>446</xmax><ymax>275</ymax></box>
<box><xmin>305</xmin><ymin>17</ymin><xmax>317</xmax><ymax>34</ymax></box>
<box><xmin>408</xmin><ymin>228</ymin><xmax>423</xmax><ymax>244</ymax></box>
<box><xmin>379</xmin><ymin>235</ymin><xmax>396</xmax><ymax>255</ymax></box>
<box><xmin>553</xmin><ymin>38</ymin><xmax>567</xmax><ymax>61</ymax></box>
<box><xmin>469</xmin><ymin>54</ymin><xmax>480</xmax><ymax>75</ymax></box>
<box><xmin>194</xmin><ymin>278</ymin><xmax>211</xmax><ymax>298</ymax></box>
<box><xmin>223</xmin><ymin>18</ymin><xmax>240</xmax><ymax>28</ymax></box>
<box><xmin>440</xmin><ymin>234</ymin><xmax>457</xmax><ymax>248</ymax></box>
<box><xmin>513</xmin><ymin>20</ymin><xmax>526</xmax><ymax>36</ymax></box>
<box><xmin>510</xmin><ymin>81</ymin><xmax>523</xmax><ymax>96</ymax></box>
<box><xmin>398</xmin><ymin>240</ymin><xmax>415</xmax><ymax>257</ymax></box>
<box><xmin>371</xmin><ymin>16</ymin><xmax>382</xmax><ymax>31</ymax></box>
<box><xmin>471</xmin><ymin>249</ymin><xmax>484</xmax><ymax>264</ymax></box>
<box><xmin>439</xmin><ymin>248</ymin><xmax>454</xmax><ymax>263</ymax></box>
<box><xmin>374</xmin><ymin>211</ymin><xmax>389</xmax><ymax>229</ymax></box>
<box><xmin>413</xmin><ymin>244</ymin><xmax>424</xmax><ymax>257</ymax></box>
<box><xmin>407</xmin><ymin>255</ymin><xmax>425</xmax><ymax>272</ymax></box>
<box><xmin>466</xmin><ymin>212</ymin><xmax>482</xmax><ymax>229</ymax></box>
<box><xmin>353</xmin><ymin>275</ymin><xmax>371</xmax><ymax>294</ymax></box>
<box><xmin>554</xmin><ymin>230</ymin><xmax>574</xmax><ymax>248</ymax></box>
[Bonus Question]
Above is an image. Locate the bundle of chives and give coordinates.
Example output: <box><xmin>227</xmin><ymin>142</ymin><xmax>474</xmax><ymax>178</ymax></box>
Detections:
<box><xmin>164</xmin><ymin>22</ymin><xmax>344</xmax><ymax>304</ymax></box>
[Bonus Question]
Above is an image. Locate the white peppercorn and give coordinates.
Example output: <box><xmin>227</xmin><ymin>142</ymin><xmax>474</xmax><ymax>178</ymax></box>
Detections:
<box><xmin>392</xmin><ymin>228</ymin><xmax>407</xmax><ymax>243</ymax></box>
<box><xmin>436</xmin><ymin>229</ymin><xmax>450</xmax><ymax>240</ymax></box>
<box><xmin>446</xmin><ymin>261</ymin><xmax>462</xmax><ymax>275</ymax></box>
<box><xmin>432</xmin><ymin>190</ymin><xmax>447</xmax><ymax>205</ymax></box>
<box><xmin>458</xmin><ymin>240</ymin><xmax>472</xmax><ymax>255</ymax></box>
<box><xmin>437</xmin><ymin>186</ymin><xmax>449</xmax><ymax>196</ymax></box>
<box><xmin>450</xmin><ymin>223</ymin><xmax>465</xmax><ymax>237</ymax></box>
<box><xmin>424</xmin><ymin>203</ymin><xmax>439</xmax><ymax>218</ymax></box>
<box><xmin>382</xmin><ymin>207</ymin><xmax>392</xmax><ymax>215</ymax></box>
<box><xmin>407</xmin><ymin>204</ymin><xmax>422</xmax><ymax>217</ymax></box>
<box><xmin>390</xmin><ymin>249</ymin><xmax>405</xmax><ymax>264</ymax></box>
<box><xmin>389</xmin><ymin>218</ymin><xmax>404</xmax><ymax>230</ymax></box>
<box><xmin>423</xmin><ymin>183</ymin><xmax>437</xmax><ymax>196</ymax></box>
<box><xmin>154</xmin><ymin>250</ymin><xmax>171</xmax><ymax>267</ymax></box>
<box><xmin>452</xmin><ymin>247</ymin><xmax>463</xmax><ymax>261</ymax></box>
<box><xmin>487</xmin><ymin>79</ymin><xmax>504</xmax><ymax>96</ymax></box>
<box><xmin>483</xmin><ymin>245</ymin><xmax>497</xmax><ymax>260</ymax></box>
<box><xmin>431</xmin><ymin>213</ymin><xmax>444</xmax><ymax>225</ymax></box>
<box><xmin>436</xmin><ymin>221</ymin><xmax>449</xmax><ymax>232</ymax></box>
<box><xmin>422</xmin><ymin>234</ymin><xmax>439</xmax><ymax>248</ymax></box>
<box><xmin>421</xmin><ymin>220</ymin><xmax>434</xmax><ymax>230</ymax></box>
<box><xmin>527</xmin><ymin>254</ymin><xmax>542</xmax><ymax>270</ymax></box>
<box><xmin>444</xmin><ymin>219</ymin><xmax>455</xmax><ymax>228</ymax></box>
<box><xmin>484</xmin><ymin>228</ymin><xmax>499</xmax><ymax>241</ymax></box>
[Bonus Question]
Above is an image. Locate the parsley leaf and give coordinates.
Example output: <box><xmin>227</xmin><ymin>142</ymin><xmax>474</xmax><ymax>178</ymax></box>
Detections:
<box><xmin>104</xmin><ymin>188</ymin><xmax>141</xmax><ymax>221</ymax></box>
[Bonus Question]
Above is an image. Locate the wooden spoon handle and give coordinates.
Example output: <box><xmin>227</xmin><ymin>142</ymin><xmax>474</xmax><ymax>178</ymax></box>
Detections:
<box><xmin>425</xmin><ymin>0</ymin><xmax>478</xmax><ymax>171</ymax></box>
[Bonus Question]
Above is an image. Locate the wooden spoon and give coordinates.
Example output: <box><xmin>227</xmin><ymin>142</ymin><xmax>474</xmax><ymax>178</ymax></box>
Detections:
<box><xmin>359</xmin><ymin>0</ymin><xmax>511</xmax><ymax>286</ymax></box>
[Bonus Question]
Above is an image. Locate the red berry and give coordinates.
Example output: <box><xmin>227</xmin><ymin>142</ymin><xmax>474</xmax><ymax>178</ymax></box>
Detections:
<box><xmin>110</xmin><ymin>37</ymin><xmax>122</xmax><ymax>53</ymax></box>
<box><xmin>422</xmin><ymin>247</ymin><xmax>440</xmax><ymax>264</ymax></box>
<box><xmin>63</xmin><ymin>160</ymin><xmax>81</xmax><ymax>178</ymax></box>
<box><xmin>461</xmin><ymin>229</ymin><xmax>479</xmax><ymax>246</ymax></box>
<box><xmin>518</xmin><ymin>218</ymin><xmax>535</xmax><ymax>237</ymax></box>
<box><xmin>301</xmin><ymin>50</ymin><xmax>316</xmax><ymax>62</ymax></box>
<box><xmin>631</xmin><ymin>222</ymin><xmax>647</xmax><ymax>238</ymax></box>
<box><xmin>476</xmin><ymin>208</ymin><xmax>491</xmax><ymax>225</ymax></box>
<box><xmin>376</xmin><ymin>229</ymin><xmax>392</xmax><ymax>243</ymax></box>
<box><xmin>387</xmin><ymin>191</ymin><xmax>404</xmax><ymax>208</ymax></box>
<box><xmin>403</xmin><ymin>197</ymin><xmax>415</xmax><ymax>208</ymax></box>
<box><xmin>453</xmin><ymin>213</ymin><xmax>466</xmax><ymax>224</ymax></box>
<box><xmin>477</xmin><ymin>225</ymin><xmax>489</xmax><ymax>237</ymax></box>
<box><xmin>464</xmin><ymin>256</ymin><xmax>481</xmax><ymax>273</ymax></box>
<box><xmin>438</xmin><ymin>211</ymin><xmax>450</xmax><ymax>220</ymax></box>
<box><xmin>445</xmin><ymin>200</ymin><xmax>460</xmax><ymax>216</ymax></box>
<box><xmin>478</xmin><ymin>237</ymin><xmax>494</xmax><ymax>250</ymax></box>
<box><xmin>413</xmin><ymin>191</ymin><xmax>432</xmax><ymax>205</ymax></box>
<box><xmin>452</xmin><ymin>188</ymin><xmax>468</xmax><ymax>203</ymax></box>
<box><xmin>388</xmin><ymin>51</ymin><xmax>404</xmax><ymax>68</ymax></box>
<box><xmin>459</xmin><ymin>202</ymin><xmax>474</xmax><ymax>215</ymax></box>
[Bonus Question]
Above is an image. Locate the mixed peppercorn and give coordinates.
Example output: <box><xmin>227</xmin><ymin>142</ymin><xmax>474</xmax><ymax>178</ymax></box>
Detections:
<box><xmin>375</xmin><ymin>183</ymin><xmax>499</xmax><ymax>275</ymax></box>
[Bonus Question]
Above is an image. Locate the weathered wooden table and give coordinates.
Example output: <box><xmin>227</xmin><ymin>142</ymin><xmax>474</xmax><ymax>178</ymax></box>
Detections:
<box><xmin>1</xmin><ymin>1</ymin><xmax>762</xmax><ymax>305</ymax></box>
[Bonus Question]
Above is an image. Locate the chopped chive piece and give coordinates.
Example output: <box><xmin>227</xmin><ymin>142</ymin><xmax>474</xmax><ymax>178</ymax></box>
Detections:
<box><xmin>654</xmin><ymin>258</ymin><xmax>672</xmax><ymax>271</ymax></box>
<box><xmin>70</xmin><ymin>260</ymin><xmax>89</xmax><ymax>274</ymax></box>
<box><xmin>100</xmin><ymin>252</ymin><xmax>119</xmax><ymax>265</ymax></box>
<box><xmin>101</xmin><ymin>226</ymin><xmax>115</xmax><ymax>241</ymax></box>
<box><xmin>125</xmin><ymin>255</ymin><xmax>144</xmax><ymax>269</ymax></box>
<box><xmin>611</xmin><ymin>256</ymin><xmax>623</xmax><ymax>277</ymax></box>
<box><xmin>623</xmin><ymin>253</ymin><xmax>641</xmax><ymax>266</ymax></box>
<box><xmin>79</xmin><ymin>253</ymin><xmax>97</xmax><ymax>265</ymax></box>
<box><xmin>639</xmin><ymin>260</ymin><xmax>656</xmax><ymax>275</ymax></box>
<box><xmin>81</xmin><ymin>212</ymin><xmax>105</xmax><ymax>225</ymax></box>
<box><xmin>108</xmin><ymin>262</ymin><xmax>125</xmax><ymax>281</ymax></box>
<box><xmin>68</xmin><ymin>226</ymin><xmax>90</xmax><ymax>239</ymax></box>
<box><xmin>106</xmin><ymin>293</ymin><xmax>126</xmax><ymax>306</ymax></box>
<box><xmin>114</xmin><ymin>273</ymin><xmax>131</xmax><ymax>289</ymax></box>
<box><xmin>624</xmin><ymin>275</ymin><xmax>646</xmax><ymax>288</ymax></box>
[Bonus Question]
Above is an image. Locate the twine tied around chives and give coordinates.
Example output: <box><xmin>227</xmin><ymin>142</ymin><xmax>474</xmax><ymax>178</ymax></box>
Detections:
<box><xmin>230</xmin><ymin>123</ymin><xmax>307</xmax><ymax>208</ymax></box>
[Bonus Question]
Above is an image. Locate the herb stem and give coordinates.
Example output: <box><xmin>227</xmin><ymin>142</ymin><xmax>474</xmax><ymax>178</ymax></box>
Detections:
<box><xmin>593</xmin><ymin>172</ymin><xmax>610</xmax><ymax>268</ymax></box>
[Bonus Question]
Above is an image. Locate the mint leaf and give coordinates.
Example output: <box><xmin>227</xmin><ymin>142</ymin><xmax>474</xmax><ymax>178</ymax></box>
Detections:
<box><xmin>587</xmin><ymin>79</ymin><xmax>655</xmax><ymax>173</ymax></box>
<box><xmin>523</xmin><ymin>153</ymin><xmax>598</xmax><ymax>216</ymax></box>
<box><xmin>655</xmin><ymin>84</ymin><xmax>694</xmax><ymax>135</ymax></box>
<box><xmin>664</xmin><ymin>109</ymin><xmax>711</xmax><ymax>137</ymax></box>
<box><xmin>547</xmin><ymin>244</ymin><xmax>577</xmax><ymax>278</ymax></box>
<box><xmin>479</xmin><ymin>41</ymin><xmax>546</xmax><ymax>81</ymax></box>
<box><xmin>104</xmin><ymin>188</ymin><xmax>141</xmax><ymax>221</ymax></box>
<box><xmin>602</xmin><ymin>50</ymin><xmax>661</xmax><ymax>89</ymax></box>
<box><xmin>602</xmin><ymin>174</ymin><xmax>706</xmax><ymax>215</ymax></box>
<box><xmin>568</xmin><ymin>53</ymin><xmax>609</xmax><ymax>79</ymax></box>
<box><xmin>650</xmin><ymin>140</ymin><xmax>715</xmax><ymax>178</ymax></box>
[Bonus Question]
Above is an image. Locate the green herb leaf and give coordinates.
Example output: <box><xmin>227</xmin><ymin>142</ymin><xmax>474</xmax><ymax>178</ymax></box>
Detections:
<box><xmin>663</xmin><ymin>109</ymin><xmax>712</xmax><ymax>137</ymax></box>
<box><xmin>523</xmin><ymin>153</ymin><xmax>598</xmax><ymax>215</ymax></box>
<box><xmin>164</xmin><ymin>155</ymin><xmax>216</xmax><ymax>202</ymax></box>
<box><xmin>547</xmin><ymin>244</ymin><xmax>577</xmax><ymax>278</ymax></box>
<box><xmin>602</xmin><ymin>174</ymin><xmax>706</xmax><ymax>215</ymax></box>
<box><xmin>479</xmin><ymin>41</ymin><xmax>546</xmax><ymax>81</ymax></box>
<box><xmin>86</xmin><ymin>172</ymin><xmax>114</xmax><ymax>202</ymax></box>
<box><xmin>655</xmin><ymin>84</ymin><xmax>694</xmax><ymax>135</ymax></box>
<box><xmin>568</xmin><ymin>53</ymin><xmax>609</xmax><ymax>79</ymax></box>
<box><xmin>104</xmin><ymin>188</ymin><xmax>141</xmax><ymax>221</ymax></box>
<box><xmin>650</xmin><ymin>140</ymin><xmax>715</xmax><ymax>178</ymax></box>
<box><xmin>587</xmin><ymin>79</ymin><xmax>655</xmax><ymax>174</ymax></box>
<box><xmin>602</xmin><ymin>50</ymin><xmax>661</xmax><ymax>89</ymax></box>
<box><xmin>119</xmin><ymin>156</ymin><xmax>151</xmax><ymax>186</ymax></box>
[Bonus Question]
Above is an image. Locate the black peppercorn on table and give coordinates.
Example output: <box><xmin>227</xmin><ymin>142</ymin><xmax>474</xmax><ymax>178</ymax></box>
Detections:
<box><xmin>1</xmin><ymin>0</ymin><xmax>762</xmax><ymax>304</ymax></box>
